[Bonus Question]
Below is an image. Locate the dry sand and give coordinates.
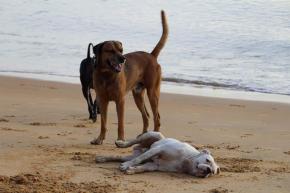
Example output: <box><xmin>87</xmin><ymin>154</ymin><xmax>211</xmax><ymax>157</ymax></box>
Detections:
<box><xmin>0</xmin><ymin>75</ymin><xmax>289</xmax><ymax>193</ymax></box>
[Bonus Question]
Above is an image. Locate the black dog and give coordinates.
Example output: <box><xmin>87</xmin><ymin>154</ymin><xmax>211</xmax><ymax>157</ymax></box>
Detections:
<box><xmin>80</xmin><ymin>43</ymin><xmax>100</xmax><ymax>122</ymax></box>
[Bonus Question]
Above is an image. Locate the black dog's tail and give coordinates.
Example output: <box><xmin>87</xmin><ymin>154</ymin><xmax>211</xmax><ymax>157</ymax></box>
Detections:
<box><xmin>87</xmin><ymin>43</ymin><xmax>94</xmax><ymax>58</ymax></box>
<box><xmin>151</xmin><ymin>10</ymin><xmax>168</xmax><ymax>58</ymax></box>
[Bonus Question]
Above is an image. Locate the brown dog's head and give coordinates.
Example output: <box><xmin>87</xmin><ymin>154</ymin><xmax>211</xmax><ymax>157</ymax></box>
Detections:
<box><xmin>93</xmin><ymin>41</ymin><xmax>126</xmax><ymax>73</ymax></box>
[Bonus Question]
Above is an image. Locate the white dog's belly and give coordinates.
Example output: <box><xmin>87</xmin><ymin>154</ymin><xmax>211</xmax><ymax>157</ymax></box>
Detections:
<box><xmin>151</xmin><ymin>138</ymin><xmax>184</xmax><ymax>149</ymax></box>
<box><xmin>152</xmin><ymin>157</ymin><xmax>182</xmax><ymax>172</ymax></box>
<box><xmin>151</xmin><ymin>138</ymin><xmax>199</xmax><ymax>155</ymax></box>
<box><xmin>149</xmin><ymin>138</ymin><xmax>200</xmax><ymax>173</ymax></box>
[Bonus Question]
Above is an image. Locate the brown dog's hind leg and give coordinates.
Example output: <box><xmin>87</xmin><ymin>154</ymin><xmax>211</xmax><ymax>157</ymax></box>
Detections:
<box><xmin>91</xmin><ymin>100</ymin><xmax>109</xmax><ymax>145</ymax></box>
<box><xmin>147</xmin><ymin>88</ymin><xmax>161</xmax><ymax>132</ymax></box>
<box><xmin>132</xmin><ymin>89</ymin><xmax>149</xmax><ymax>133</ymax></box>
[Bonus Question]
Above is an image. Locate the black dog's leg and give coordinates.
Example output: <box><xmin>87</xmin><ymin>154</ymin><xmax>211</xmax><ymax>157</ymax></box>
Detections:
<box><xmin>94</xmin><ymin>100</ymin><xmax>101</xmax><ymax>114</ymax></box>
<box><xmin>82</xmin><ymin>85</ymin><xmax>94</xmax><ymax>120</ymax></box>
<box><xmin>88</xmin><ymin>88</ymin><xmax>97</xmax><ymax>122</ymax></box>
<box><xmin>91</xmin><ymin>99</ymin><xmax>100</xmax><ymax>122</ymax></box>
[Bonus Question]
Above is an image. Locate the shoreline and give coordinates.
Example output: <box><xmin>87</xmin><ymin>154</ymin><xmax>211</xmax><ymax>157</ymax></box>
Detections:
<box><xmin>1</xmin><ymin>73</ymin><xmax>290</xmax><ymax>104</ymax></box>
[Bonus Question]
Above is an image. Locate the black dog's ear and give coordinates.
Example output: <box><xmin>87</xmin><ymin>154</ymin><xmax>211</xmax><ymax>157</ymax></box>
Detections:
<box><xmin>93</xmin><ymin>42</ymin><xmax>104</xmax><ymax>68</ymax></box>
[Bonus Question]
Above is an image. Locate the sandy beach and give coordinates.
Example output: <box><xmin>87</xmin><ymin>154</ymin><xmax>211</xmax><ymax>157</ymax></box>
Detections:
<box><xmin>0</xmin><ymin>75</ymin><xmax>289</xmax><ymax>193</ymax></box>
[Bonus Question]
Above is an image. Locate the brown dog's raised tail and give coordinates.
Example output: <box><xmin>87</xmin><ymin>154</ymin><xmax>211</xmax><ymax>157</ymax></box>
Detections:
<box><xmin>87</xmin><ymin>43</ymin><xmax>94</xmax><ymax>59</ymax></box>
<box><xmin>151</xmin><ymin>10</ymin><xmax>169</xmax><ymax>58</ymax></box>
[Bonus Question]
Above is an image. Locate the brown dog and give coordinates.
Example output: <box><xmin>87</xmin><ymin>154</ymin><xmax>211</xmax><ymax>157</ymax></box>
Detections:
<box><xmin>91</xmin><ymin>10</ymin><xmax>168</xmax><ymax>145</ymax></box>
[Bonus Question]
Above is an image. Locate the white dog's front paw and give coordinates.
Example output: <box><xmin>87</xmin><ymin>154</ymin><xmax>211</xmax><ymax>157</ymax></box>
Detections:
<box><xmin>120</xmin><ymin>162</ymin><xmax>131</xmax><ymax>171</ymax></box>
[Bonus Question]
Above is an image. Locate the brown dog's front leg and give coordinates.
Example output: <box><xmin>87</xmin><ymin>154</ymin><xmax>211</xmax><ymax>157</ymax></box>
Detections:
<box><xmin>91</xmin><ymin>100</ymin><xmax>109</xmax><ymax>145</ymax></box>
<box><xmin>115</xmin><ymin>99</ymin><xmax>125</xmax><ymax>142</ymax></box>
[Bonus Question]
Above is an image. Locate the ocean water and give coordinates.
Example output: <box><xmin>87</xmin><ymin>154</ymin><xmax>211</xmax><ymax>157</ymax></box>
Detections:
<box><xmin>0</xmin><ymin>0</ymin><xmax>290</xmax><ymax>95</ymax></box>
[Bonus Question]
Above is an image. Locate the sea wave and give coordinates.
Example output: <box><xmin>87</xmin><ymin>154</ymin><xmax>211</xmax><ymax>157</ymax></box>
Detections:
<box><xmin>1</xmin><ymin>70</ymin><xmax>289</xmax><ymax>96</ymax></box>
<box><xmin>163</xmin><ymin>77</ymin><xmax>290</xmax><ymax>96</ymax></box>
<box><xmin>0</xmin><ymin>0</ymin><xmax>290</xmax><ymax>98</ymax></box>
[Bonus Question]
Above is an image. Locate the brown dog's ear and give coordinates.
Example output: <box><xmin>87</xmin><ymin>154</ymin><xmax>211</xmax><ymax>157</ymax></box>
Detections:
<box><xmin>93</xmin><ymin>42</ymin><xmax>104</xmax><ymax>68</ymax></box>
<box><xmin>115</xmin><ymin>41</ymin><xmax>123</xmax><ymax>51</ymax></box>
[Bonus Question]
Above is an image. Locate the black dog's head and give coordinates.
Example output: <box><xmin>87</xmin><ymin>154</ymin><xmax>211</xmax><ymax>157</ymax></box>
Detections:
<box><xmin>93</xmin><ymin>41</ymin><xmax>126</xmax><ymax>73</ymax></box>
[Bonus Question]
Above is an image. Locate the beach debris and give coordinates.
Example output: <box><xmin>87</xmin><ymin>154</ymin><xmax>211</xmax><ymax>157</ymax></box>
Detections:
<box><xmin>30</xmin><ymin>122</ymin><xmax>56</xmax><ymax>126</ymax></box>
<box><xmin>209</xmin><ymin>187</ymin><xmax>229</xmax><ymax>193</ymax></box>
<box><xmin>38</xmin><ymin>136</ymin><xmax>49</xmax><ymax>139</ymax></box>
<box><xmin>0</xmin><ymin>118</ymin><xmax>9</xmax><ymax>122</ymax></box>
<box><xmin>73</xmin><ymin>124</ymin><xmax>86</xmax><ymax>128</ymax></box>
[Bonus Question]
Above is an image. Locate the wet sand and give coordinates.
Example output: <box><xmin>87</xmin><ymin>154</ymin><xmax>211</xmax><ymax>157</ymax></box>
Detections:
<box><xmin>0</xmin><ymin>75</ymin><xmax>289</xmax><ymax>193</ymax></box>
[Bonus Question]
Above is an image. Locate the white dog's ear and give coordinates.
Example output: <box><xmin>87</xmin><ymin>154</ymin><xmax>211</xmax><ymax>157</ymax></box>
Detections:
<box><xmin>201</xmin><ymin>149</ymin><xmax>211</xmax><ymax>155</ymax></box>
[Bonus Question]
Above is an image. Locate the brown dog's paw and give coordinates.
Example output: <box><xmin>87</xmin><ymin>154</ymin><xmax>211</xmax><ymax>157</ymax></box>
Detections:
<box><xmin>90</xmin><ymin>138</ymin><xmax>103</xmax><ymax>145</ymax></box>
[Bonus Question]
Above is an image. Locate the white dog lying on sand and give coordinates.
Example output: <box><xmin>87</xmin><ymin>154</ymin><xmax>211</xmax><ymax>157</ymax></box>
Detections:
<box><xmin>95</xmin><ymin>131</ymin><xmax>220</xmax><ymax>178</ymax></box>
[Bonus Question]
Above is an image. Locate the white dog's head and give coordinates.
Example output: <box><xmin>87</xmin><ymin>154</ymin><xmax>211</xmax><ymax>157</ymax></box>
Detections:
<box><xmin>184</xmin><ymin>149</ymin><xmax>220</xmax><ymax>178</ymax></box>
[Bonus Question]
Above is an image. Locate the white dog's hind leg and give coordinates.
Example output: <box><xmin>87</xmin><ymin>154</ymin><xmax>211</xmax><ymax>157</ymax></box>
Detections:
<box><xmin>96</xmin><ymin>145</ymin><xmax>144</xmax><ymax>163</ymax></box>
<box><xmin>95</xmin><ymin>155</ymin><xmax>125</xmax><ymax>163</ymax></box>
<box><xmin>115</xmin><ymin>138</ymin><xmax>138</xmax><ymax>148</ymax></box>
<box><xmin>116</xmin><ymin>131</ymin><xmax>164</xmax><ymax>148</ymax></box>
<box><xmin>125</xmin><ymin>162</ymin><xmax>158</xmax><ymax>174</ymax></box>
<box><xmin>95</xmin><ymin>154</ymin><xmax>142</xmax><ymax>163</ymax></box>
<box><xmin>120</xmin><ymin>147</ymin><xmax>162</xmax><ymax>171</ymax></box>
